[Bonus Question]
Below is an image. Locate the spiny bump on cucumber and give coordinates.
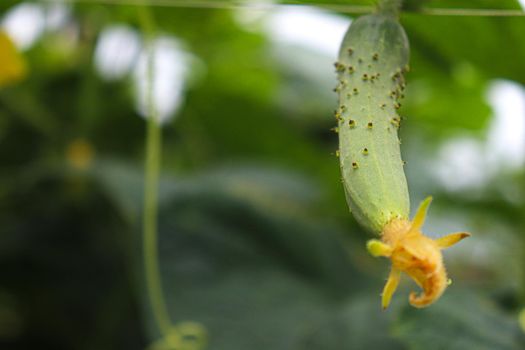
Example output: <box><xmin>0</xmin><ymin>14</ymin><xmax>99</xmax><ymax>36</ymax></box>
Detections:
<box><xmin>391</xmin><ymin>117</ymin><xmax>400</xmax><ymax>128</ymax></box>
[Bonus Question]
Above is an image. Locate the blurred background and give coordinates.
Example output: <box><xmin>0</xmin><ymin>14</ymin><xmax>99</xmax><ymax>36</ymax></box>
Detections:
<box><xmin>1</xmin><ymin>0</ymin><xmax>525</xmax><ymax>349</ymax></box>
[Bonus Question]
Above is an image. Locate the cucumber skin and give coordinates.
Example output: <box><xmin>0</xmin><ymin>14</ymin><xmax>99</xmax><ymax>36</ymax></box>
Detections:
<box><xmin>336</xmin><ymin>14</ymin><xmax>410</xmax><ymax>234</ymax></box>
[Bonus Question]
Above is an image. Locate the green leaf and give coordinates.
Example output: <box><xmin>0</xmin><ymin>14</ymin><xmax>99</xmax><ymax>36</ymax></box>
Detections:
<box><xmin>149</xmin><ymin>169</ymin><xmax>370</xmax><ymax>349</ymax></box>
<box><xmin>295</xmin><ymin>295</ymin><xmax>405</xmax><ymax>350</ymax></box>
<box><xmin>393</xmin><ymin>290</ymin><xmax>525</xmax><ymax>350</ymax></box>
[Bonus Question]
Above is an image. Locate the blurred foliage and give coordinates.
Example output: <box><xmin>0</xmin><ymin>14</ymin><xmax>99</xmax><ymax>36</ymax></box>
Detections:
<box><xmin>0</xmin><ymin>0</ymin><xmax>525</xmax><ymax>349</ymax></box>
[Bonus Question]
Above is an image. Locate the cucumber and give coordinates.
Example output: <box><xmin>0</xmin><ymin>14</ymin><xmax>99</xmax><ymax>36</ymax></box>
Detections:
<box><xmin>334</xmin><ymin>8</ymin><xmax>470</xmax><ymax>309</ymax></box>
<box><xmin>335</xmin><ymin>13</ymin><xmax>410</xmax><ymax>234</ymax></box>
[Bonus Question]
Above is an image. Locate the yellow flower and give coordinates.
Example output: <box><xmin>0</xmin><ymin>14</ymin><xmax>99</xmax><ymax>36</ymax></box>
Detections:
<box><xmin>367</xmin><ymin>196</ymin><xmax>470</xmax><ymax>309</ymax></box>
<box><xmin>66</xmin><ymin>138</ymin><xmax>94</xmax><ymax>171</ymax></box>
<box><xmin>0</xmin><ymin>31</ymin><xmax>27</xmax><ymax>87</ymax></box>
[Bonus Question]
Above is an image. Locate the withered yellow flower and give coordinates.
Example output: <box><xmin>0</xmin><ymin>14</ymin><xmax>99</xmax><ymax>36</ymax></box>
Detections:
<box><xmin>367</xmin><ymin>197</ymin><xmax>470</xmax><ymax>309</ymax></box>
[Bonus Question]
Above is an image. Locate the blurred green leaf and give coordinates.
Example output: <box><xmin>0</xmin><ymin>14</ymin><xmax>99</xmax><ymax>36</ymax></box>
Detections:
<box><xmin>393</xmin><ymin>290</ymin><xmax>525</xmax><ymax>350</ymax></box>
<box><xmin>295</xmin><ymin>295</ymin><xmax>405</xmax><ymax>350</ymax></box>
<box><xmin>154</xmin><ymin>184</ymin><xmax>367</xmax><ymax>350</ymax></box>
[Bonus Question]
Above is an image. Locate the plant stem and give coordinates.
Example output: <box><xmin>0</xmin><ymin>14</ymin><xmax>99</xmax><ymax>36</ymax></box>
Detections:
<box><xmin>377</xmin><ymin>0</ymin><xmax>403</xmax><ymax>17</ymax></box>
<box><xmin>139</xmin><ymin>5</ymin><xmax>173</xmax><ymax>338</ymax></box>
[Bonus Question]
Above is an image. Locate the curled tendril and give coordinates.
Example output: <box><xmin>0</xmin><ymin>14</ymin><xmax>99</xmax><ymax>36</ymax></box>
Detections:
<box><xmin>367</xmin><ymin>196</ymin><xmax>470</xmax><ymax>309</ymax></box>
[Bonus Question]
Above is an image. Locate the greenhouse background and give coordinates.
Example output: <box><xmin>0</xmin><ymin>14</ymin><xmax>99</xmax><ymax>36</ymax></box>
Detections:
<box><xmin>1</xmin><ymin>0</ymin><xmax>525</xmax><ymax>349</ymax></box>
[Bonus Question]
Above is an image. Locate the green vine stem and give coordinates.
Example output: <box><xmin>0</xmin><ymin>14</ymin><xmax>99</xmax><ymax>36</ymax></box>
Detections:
<box><xmin>138</xmin><ymin>7</ymin><xmax>207</xmax><ymax>350</ymax></box>
<box><xmin>377</xmin><ymin>0</ymin><xmax>403</xmax><ymax>17</ymax></box>
<box><xmin>138</xmin><ymin>5</ymin><xmax>173</xmax><ymax>339</ymax></box>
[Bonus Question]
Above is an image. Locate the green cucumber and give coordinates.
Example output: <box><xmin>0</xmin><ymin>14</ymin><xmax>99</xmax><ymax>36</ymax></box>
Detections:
<box><xmin>335</xmin><ymin>5</ymin><xmax>471</xmax><ymax>309</ymax></box>
<box><xmin>335</xmin><ymin>12</ymin><xmax>410</xmax><ymax>234</ymax></box>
